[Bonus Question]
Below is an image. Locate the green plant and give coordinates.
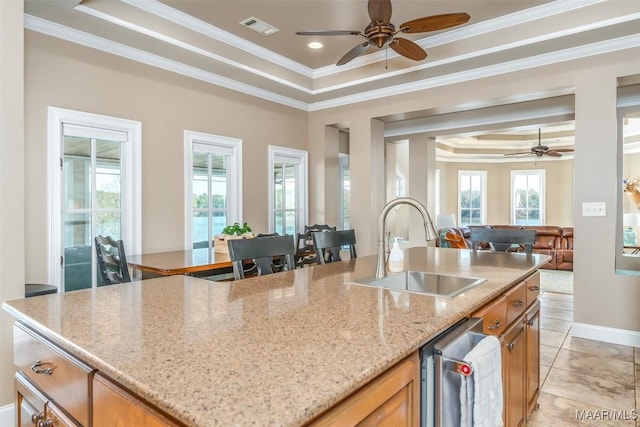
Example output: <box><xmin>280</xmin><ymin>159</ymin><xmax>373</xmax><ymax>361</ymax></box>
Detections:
<box><xmin>222</xmin><ymin>222</ymin><xmax>253</xmax><ymax>236</ymax></box>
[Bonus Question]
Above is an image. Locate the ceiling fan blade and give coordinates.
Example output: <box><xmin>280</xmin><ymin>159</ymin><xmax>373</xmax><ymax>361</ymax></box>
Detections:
<box><xmin>296</xmin><ymin>30</ymin><xmax>362</xmax><ymax>36</ymax></box>
<box><xmin>544</xmin><ymin>151</ymin><xmax>562</xmax><ymax>157</ymax></box>
<box><xmin>337</xmin><ymin>42</ymin><xmax>371</xmax><ymax>66</ymax></box>
<box><xmin>368</xmin><ymin>0</ymin><xmax>392</xmax><ymax>23</ymax></box>
<box><xmin>400</xmin><ymin>13</ymin><xmax>471</xmax><ymax>33</ymax></box>
<box><xmin>389</xmin><ymin>38</ymin><xmax>427</xmax><ymax>61</ymax></box>
<box><xmin>550</xmin><ymin>148</ymin><xmax>575</xmax><ymax>152</ymax></box>
<box><xmin>504</xmin><ymin>152</ymin><xmax>533</xmax><ymax>157</ymax></box>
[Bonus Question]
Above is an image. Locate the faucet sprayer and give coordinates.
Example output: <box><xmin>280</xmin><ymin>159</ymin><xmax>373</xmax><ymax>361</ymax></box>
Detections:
<box><xmin>376</xmin><ymin>197</ymin><xmax>439</xmax><ymax>279</ymax></box>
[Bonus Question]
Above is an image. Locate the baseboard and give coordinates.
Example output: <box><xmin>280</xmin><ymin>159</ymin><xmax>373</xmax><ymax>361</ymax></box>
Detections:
<box><xmin>572</xmin><ymin>322</ymin><xmax>640</xmax><ymax>347</ymax></box>
<box><xmin>0</xmin><ymin>403</ymin><xmax>15</xmax><ymax>426</ymax></box>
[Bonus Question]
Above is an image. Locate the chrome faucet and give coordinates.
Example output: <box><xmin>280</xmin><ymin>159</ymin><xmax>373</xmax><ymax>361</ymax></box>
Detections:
<box><xmin>376</xmin><ymin>197</ymin><xmax>439</xmax><ymax>279</ymax></box>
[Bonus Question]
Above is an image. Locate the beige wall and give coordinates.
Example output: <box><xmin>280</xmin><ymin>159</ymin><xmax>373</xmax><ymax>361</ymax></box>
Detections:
<box><xmin>0</xmin><ymin>0</ymin><xmax>25</xmax><ymax>409</ymax></box>
<box><xmin>439</xmin><ymin>159</ymin><xmax>574</xmax><ymax>227</ymax></box>
<box><xmin>23</xmin><ymin>31</ymin><xmax>307</xmax><ymax>283</ymax></box>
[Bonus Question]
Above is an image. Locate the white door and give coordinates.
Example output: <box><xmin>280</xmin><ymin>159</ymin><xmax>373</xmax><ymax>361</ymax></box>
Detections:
<box><xmin>49</xmin><ymin>108</ymin><xmax>141</xmax><ymax>291</ymax></box>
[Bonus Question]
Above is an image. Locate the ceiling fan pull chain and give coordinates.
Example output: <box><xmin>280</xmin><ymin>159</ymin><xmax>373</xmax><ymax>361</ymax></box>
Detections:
<box><xmin>385</xmin><ymin>47</ymin><xmax>388</xmax><ymax>69</ymax></box>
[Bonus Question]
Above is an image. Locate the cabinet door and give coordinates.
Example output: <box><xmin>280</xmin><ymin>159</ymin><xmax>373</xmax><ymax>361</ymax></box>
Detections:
<box><xmin>93</xmin><ymin>373</ymin><xmax>181</xmax><ymax>427</ymax></box>
<box><xmin>309</xmin><ymin>351</ymin><xmax>420</xmax><ymax>427</ymax></box>
<box><xmin>15</xmin><ymin>372</ymin><xmax>47</xmax><ymax>427</ymax></box>
<box><xmin>503</xmin><ymin>317</ymin><xmax>526</xmax><ymax>427</ymax></box>
<box><xmin>44</xmin><ymin>401</ymin><xmax>78</xmax><ymax>426</ymax></box>
<box><xmin>525</xmin><ymin>300</ymin><xmax>541</xmax><ymax>415</ymax></box>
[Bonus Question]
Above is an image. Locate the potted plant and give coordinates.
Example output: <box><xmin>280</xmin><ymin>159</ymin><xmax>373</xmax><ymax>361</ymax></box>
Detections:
<box><xmin>215</xmin><ymin>222</ymin><xmax>254</xmax><ymax>253</ymax></box>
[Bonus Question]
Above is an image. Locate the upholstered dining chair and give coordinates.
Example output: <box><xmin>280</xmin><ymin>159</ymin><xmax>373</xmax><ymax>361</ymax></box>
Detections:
<box><xmin>311</xmin><ymin>229</ymin><xmax>357</xmax><ymax>264</ymax></box>
<box><xmin>469</xmin><ymin>228</ymin><xmax>536</xmax><ymax>254</ymax></box>
<box><xmin>227</xmin><ymin>234</ymin><xmax>296</xmax><ymax>280</ymax></box>
<box><xmin>94</xmin><ymin>235</ymin><xmax>132</xmax><ymax>285</ymax></box>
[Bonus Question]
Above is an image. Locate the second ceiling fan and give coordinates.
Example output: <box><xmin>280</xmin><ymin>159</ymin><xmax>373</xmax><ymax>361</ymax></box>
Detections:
<box><xmin>504</xmin><ymin>129</ymin><xmax>575</xmax><ymax>158</ymax></box>
<box><xmin>296</xmin><ymin>0</ymin><xmax>470</xmax><ymax>66</ymax></box>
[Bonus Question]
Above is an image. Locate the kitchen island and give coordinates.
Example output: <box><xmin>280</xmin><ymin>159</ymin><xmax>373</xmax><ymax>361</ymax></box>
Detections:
<box><xmin>4</xmin><ymin>247</ymin><xmax>549</xmax><ymax>426</ymax></box>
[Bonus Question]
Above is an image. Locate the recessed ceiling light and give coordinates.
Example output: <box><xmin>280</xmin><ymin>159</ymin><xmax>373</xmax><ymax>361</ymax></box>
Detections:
<box><xmin>308</xmin><ymin>42</ymin><xmax>324</xmax><ymax>49</ymax></box>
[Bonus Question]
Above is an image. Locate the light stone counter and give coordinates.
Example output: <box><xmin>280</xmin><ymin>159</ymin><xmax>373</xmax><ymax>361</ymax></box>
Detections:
<box><xmin>4</xmin><ymin>247</ymin><xmax>549</xmax><ymax>426</ymax></box>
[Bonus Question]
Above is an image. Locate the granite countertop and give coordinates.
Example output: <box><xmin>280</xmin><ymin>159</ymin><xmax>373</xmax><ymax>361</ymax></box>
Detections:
<box><xmin>4</xmin><ymin>247</ymin><xmax>548</xmax><ymax>426</ymax></box>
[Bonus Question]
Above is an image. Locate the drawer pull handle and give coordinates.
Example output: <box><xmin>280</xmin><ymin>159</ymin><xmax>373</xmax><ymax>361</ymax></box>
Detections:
<box><xmin>37</xmin><ymin>420</ymin><xmax>53</xmax><ymax>427</ymax></box>
<box><xmin>487</xmin><ymin>320</ymin><xmax>502</xmax><ymax>330</ymax></box>
<box><xmin>31</xmin><ymin>411</ymin><xmax>44</xmax><ymax>423</ymax></box>
<box><xmin>526</xmin><ymin>319</ymin><xmax>535</xmax><ymax>326</ymax></box>
<box><xmin>512</xmin><ymin>299</ymin><xmax>524</xmax><ymax>307</ymax></box>
<box><xmin>528</xmin><ymin>285</ymin><xmax>540</xmax><ymax>291</ymax></box>
<box><xmin>31</xmin><ymin>360</ymin><xmax>54</xmax><ymax>375</ymax></box>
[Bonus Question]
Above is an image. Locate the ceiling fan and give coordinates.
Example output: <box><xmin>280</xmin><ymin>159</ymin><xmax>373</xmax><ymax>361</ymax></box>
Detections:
<box><xmin>296</xmin><ymin>0</ymin><xmax>470</xmax><ymax>66</ymax></box>
<box><xmin>504</xmin><ymin>129</ymin><xmax>575</xmax><ymax>158</ymax></box>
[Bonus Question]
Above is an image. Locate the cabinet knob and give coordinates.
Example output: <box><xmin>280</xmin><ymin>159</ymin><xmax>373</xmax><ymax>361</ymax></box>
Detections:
<box><xmin>487</xmin><ymin>320</ymin><xmax>502</xmax><ymax>330</ymax></box>
<box><xmin>31</xmin><ymin>360</ymin><xmax>54</xmax><ymax>375</ymax></box>
<box><xmin>507</xmin><ymin>342</ymin><xmax>515</xmax><ymax>351</ymax></box>
<box><xmin>526</xmin><ymin>319</ymin><xmax>535</xmax><ymax>326</ymax></box>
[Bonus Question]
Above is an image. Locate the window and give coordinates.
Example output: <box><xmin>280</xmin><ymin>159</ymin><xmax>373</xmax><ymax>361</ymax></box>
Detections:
<box><xmin>511</xmin><ymin>170</ymin><xmax>545</xmax><ymax>225</ymax></box>
<box><xmin>395</xmin><ymin>167</ymin><xmax>406</xmax><ymax>197</ymax></box>
<box><xmin>269</xmin><ymin>146</ymin><xmax>308</xmax><ymax>236</ymax></box>
<box><xmin>49</xmin><ymin>107</ymin><xmax>141</xmax><ymax>291</ymax></box>
<box><xmin>185</xmin><ymin>131</ymin><xmax>242</xmax><ymax>250</ymax></box>
<box><xmin>458</xmin><ymin>171</ymin><xmax>487</xmax><ymax>226</ymax></box>
<box><xmin>339</xmin><ymin>154</ymin><xmax>350</xmax><ymax>230</ymax></box>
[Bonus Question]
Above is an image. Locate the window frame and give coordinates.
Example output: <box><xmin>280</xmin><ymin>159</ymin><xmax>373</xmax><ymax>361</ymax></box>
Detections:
<box><xmin>510</xmin><ymin>169</ymin><xmax>546</xmax><ymax>225</ymax></box>
<box><xmin>457</xmin><ymin>170</ymin><xmax>487</xmax><ymax>226</ymax></box>
<box><xmin>184</xmin><ymin>131</ymin><xmax>243</xmax><ymax>250</ymax></box>
<box><xmin>268</xmin><ymin>145</ymin><xmax>308</xmax><ymax>236</ymax></box>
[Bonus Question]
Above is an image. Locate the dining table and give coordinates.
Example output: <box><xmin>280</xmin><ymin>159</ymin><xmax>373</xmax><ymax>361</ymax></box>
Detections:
<box><xmin>127</xmin><ymin>247</ymin><xmax>233</xmax><ymax>276</ymax></box>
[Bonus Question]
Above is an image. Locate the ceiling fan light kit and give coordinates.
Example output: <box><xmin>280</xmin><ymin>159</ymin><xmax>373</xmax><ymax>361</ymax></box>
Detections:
<box><xmin>296</xmin><ymin>0</ymin><xmax>470</xmax><ymax>66</ymax></box>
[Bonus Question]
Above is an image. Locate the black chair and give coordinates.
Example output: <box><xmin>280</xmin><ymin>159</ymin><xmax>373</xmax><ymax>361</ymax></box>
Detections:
<box><xmin>94</xmin><ymin>236</ymin><xmax>132</xmax><ymax>285</ymax></box>
<box><xmin>295</xmin><ymin>224</ymin><xmax>337</xmax><ymax>267</ymax></box>
<box><xmin>227</xmin><ymin>234</ymin><xmax>296</xmax><ymax>280</ymax></box>
<box><xmin>469</xmin><ymin>228</ymin><xmax>536</xmax><ymax>254</ymax></box>
<box><xmin>312</xmin><ymin>229</ymin><xmax>357</xmax><ymax>264</ymax></box>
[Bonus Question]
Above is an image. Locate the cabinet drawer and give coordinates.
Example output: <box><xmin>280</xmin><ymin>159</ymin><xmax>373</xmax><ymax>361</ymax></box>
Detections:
<box><xmin>473</xmin><ymin>295</ymin><xmax>507</xmax><ymax>336</ymax></box>
<box><xmin>15</xmin><ymin>372</ymin><xmax>47</xmax><ymax>427</ymax></box>
<box><xmin>525</xmin><ymin>271</ymin><xmax>541</xmax><ymax>307</ymax></box>
<box><xmin>14</xmin><ymin>323</ymin><xmax>92</xmax><ymax>426</ymax></box>
<box><xmin>505</xmin><ymin>281</ymin><xmax>527</xmax><ymax>325</ymax></box>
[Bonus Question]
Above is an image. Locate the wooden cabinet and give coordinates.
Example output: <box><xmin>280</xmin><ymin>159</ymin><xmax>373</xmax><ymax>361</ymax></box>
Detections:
<box><xmin>308</xmin><ymin>351</ymin><xmax>420</xmax><ymax>427</ymax></box>
<box><xmin>13</xmin><ymin>323</ymin><xmax>90</xmax><ymax>426</ymax></box>
<box><xmin>472</xmin><ymin>270</ymin><xmax>541</xmax><ymax>427</ymax></box>
<box><xmin>525</xmin><ymin>300</ymin><xmax>541</xmax><ymax>415</ymax></box>
<box><xmin>503</xmin><ymin>317</ymin><xmax>526</xmax><ymax>427</ymax></box>
<box><xmin>93</xmin><ymin>373</ymin><xmax>180</xmax><ymax>427</ymax></box>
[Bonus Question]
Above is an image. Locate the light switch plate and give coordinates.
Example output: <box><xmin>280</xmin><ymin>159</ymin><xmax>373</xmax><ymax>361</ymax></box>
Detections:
<box><xmin>582</xmin><ymin>202</ymin><xmax>606</xmax><ymax>216</ymax></box>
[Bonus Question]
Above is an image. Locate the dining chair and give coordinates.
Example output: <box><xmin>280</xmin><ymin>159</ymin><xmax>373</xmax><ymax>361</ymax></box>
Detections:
<box><xmin>94</xmin><ymin>235</ymin><xmax>132</xmax><ymax>285</ymax></box>
<box><xmin>469</xmin><ymin>228</ymin><xmax>536</xmax><ymax>254</ymax></box>
<box><xmin>227</xmin><ymin>234</ymin><xmax>296</xmax><ymax>280</ymax></box>
<box><xmin>312</xmin><ymin>229</ymin><xmax>357</xmax><ymax>264</ymax></box>
<box><xmin>295</xmin><ymin>224</ymin><xmax>337</xmax><ymax>267</ymax></box>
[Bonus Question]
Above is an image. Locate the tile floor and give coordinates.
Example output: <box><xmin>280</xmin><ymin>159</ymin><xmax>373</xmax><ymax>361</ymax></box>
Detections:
<box><xmin>527</xmin><ymin>291</ymin><xmax>639</xmax><ymax>426</ymax></box>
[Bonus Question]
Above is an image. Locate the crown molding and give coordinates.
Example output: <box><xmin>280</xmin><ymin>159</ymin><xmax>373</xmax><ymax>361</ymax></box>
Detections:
<box><xmin>122</xmin><ymin>0</ymin><xmax>314</xmax><ymax>78</ymax></box>
<box><xmin>308</xmin><ymin>32</ymin><xmax>640</xmax><ymax>111</ymax></box>
<box><xmin>24</xmin><ymin>15</ymin><xmax>309</xmax><ymax>111</ymax></box>
<box><xmin>311</xmin><ymin>0</ymin><xmax>606</xmax><ymax>78</ymax></box>
<box><xmin>74</xmin><ymin>4</ymin><xmax>314</xmax><ymax>95</ymax></box>
<box><xmin>24</xmin><ymin>12</ymin><xmax>640</xmax><ymax>113</ymax></box>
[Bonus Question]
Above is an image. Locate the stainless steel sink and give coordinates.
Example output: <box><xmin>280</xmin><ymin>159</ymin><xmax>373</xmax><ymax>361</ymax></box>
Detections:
<box><xmin>352</xmin><ymin>271</ymin><xmax>486</xmax><ymax>298</ymax></box>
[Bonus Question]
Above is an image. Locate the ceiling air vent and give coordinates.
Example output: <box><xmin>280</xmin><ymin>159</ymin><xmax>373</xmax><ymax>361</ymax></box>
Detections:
<box><xmin>240</xmin><ymin>17</ymin><xmax>279</xmax><ymax>36</ymax></box>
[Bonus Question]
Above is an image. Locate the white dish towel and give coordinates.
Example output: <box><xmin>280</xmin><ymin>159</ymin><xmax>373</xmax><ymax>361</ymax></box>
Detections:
<box><xmin>460</xmin><ymin>335</ymin><xmax>503</xmax><ymax>427</ymax></box>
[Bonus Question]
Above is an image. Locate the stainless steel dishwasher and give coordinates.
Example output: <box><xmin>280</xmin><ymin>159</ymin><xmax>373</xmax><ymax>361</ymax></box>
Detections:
<box><xmin>420</xmin><ymin>317</ymin><xmax>489</xmax><ymax>427</ymax></box>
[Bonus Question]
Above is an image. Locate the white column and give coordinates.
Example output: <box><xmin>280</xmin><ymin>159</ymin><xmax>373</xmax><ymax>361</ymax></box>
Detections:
<box><xmin>408</xmin><ymin>134</ymin><xmax>436</xmax><ymax>245</ymax></box>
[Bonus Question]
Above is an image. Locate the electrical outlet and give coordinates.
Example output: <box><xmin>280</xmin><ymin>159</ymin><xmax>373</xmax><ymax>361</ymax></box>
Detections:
<box><xmin>582</xmin><ymin>202</ymin><xmax>606</xmax><ymax>216</ymax></box>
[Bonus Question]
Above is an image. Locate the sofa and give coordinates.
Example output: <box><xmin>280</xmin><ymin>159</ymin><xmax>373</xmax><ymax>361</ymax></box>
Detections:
<box><xmin>436</xmin><ymin>225</ymin><xmax>573</xmax><ymax>271</ymax></box>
